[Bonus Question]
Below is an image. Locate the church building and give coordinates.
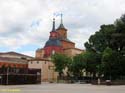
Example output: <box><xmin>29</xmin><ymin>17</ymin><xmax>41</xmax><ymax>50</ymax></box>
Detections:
<box><xmin>28</xmin><ymin>15</ymin><xmax>84</xmax><ymax>82</ymax></box>
<box><xmin>36</xmin><ymin>14</ymin><xmax>83</xmax><ymax>58</ymax></box>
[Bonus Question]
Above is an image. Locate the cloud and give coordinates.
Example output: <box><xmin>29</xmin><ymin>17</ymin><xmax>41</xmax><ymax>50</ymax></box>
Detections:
<box><xmin>0</xmin><ymin>0</ymin><xmax>125</xmax><ymax>56</ymax></box>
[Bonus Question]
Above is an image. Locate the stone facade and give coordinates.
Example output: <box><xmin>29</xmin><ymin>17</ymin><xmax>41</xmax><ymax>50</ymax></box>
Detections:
<box><xmin>63</xmin><ymin>48</ymin><xmax>84</xmax><ymax>57</ymax></box>
<box><xmin>28</xmin><ymin>58</ymin><xmax>58</xmax><ymax>82</ymax></box>
<box><xmin>61</xmin><ymin>40</ymin><xmax>75</xmax><ymax>49</ymax></box>
<box><xmin>29</xmin><ymin>16</ymin><xmax>84</xmax><ymax>82</ymax></box>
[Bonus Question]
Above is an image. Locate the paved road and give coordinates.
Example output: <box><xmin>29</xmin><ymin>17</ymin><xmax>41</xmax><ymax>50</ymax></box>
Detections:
<box><xmin>0</xmin><ymin>83</ymin><xmax>125</xmax><ymax>93</ymax></box>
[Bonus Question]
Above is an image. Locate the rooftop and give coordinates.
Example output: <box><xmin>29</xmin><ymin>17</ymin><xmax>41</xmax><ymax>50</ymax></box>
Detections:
<box><xmin>0</xmin><ymin>51</ymin><xmax>33</xmax><ymax>59</ymax></box>
<box><xmin>0</xmin><ymin>57</ymin><xmax>28</xmax><ymax>64</ymax></box>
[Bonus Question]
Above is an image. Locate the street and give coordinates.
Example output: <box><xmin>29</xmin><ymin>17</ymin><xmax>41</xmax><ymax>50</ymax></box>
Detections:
<box><xmin>0</xmin><ymin>83</ymin><xmax>125</xmax><ymax>93</ymax></box>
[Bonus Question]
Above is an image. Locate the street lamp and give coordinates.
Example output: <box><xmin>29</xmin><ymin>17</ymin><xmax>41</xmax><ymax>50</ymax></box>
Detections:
<box><xmin>0</xmin><ymin>76</ymin><xmax>2</xmax><ymax>85</ymax></box>
<box><xmin>6</xmin><ymin>67</ymin><xmax>9</xmax><ymax>85</ymax></box>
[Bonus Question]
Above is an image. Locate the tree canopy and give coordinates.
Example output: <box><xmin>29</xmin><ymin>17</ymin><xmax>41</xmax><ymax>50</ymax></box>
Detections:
<box><xmin>51</xmin><ymin>53</ymin><xmax>71</xmax><ymax>77</ymax></box>
<box><xmin>51</xmin><ymin>14</ymin><xmax>125</xmax><ymax>81</ymax></box>
<box><xmin>84</xmin><ymin>14</ymin><xmax>125</xmax><ymax>80</ymax></box>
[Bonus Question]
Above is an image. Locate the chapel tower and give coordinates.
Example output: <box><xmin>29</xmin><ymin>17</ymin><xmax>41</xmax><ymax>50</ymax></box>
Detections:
<box><xmin>36</xmin><ymin>14</ymin><xmax>83</xmax><ymax>58</ymax></box>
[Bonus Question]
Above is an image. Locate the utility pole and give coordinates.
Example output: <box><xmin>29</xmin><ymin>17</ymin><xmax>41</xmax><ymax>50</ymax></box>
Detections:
<box><xmin>6</xmin><ymin>67</ymin><xmax>9</xmax><ymax>85</ymax></box>
<box><xmin>0</xmin><ymin>76</ymin><xmax>2</xmax><ymax>85</ymax></box>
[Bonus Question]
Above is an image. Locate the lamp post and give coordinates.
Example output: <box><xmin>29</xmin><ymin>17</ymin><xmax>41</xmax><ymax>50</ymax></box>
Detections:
<box><xmin>6</xmin><ymin>67</ymin><xmax>9</xmax><ymax>85</ymax></box>
<box><xmin>0</xmin><ymin>76</ymin><xmax>2</xmax><ymax>85</ymax></box>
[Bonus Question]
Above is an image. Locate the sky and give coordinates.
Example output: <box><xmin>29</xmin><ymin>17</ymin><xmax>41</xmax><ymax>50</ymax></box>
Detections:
<box><xmin>0</xmin><ymin>0</ymin><xmax>125</xmax><ymax>57</ymax></box>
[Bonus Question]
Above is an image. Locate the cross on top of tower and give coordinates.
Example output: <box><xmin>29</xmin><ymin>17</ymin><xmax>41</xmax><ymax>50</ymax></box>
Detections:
<box><xmin>61</xmin><ymin>13</ymin><xmax>63</xmax><ymax>24</ymax></box>
<box><xmin>57</xmin><ymin>13</ymin><xmax>66</xmax><ymax>30</ymax></box>
<box><xmin>52</xmin><ymin>18</ymin><xmax>55</xmax><ymax>31</ymax></box>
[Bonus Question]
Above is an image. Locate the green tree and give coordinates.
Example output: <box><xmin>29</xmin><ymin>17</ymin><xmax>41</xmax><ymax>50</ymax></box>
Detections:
<box><xmin>85</xmin><ymin>24</ymin><xmax>115</xmax><ymax>53</ymax></box>
<box><xmin>84</xmin><ymin>14</ymin><xmax>125</xmax><ymax>80</ymax></box>
<box><xmin>102</xmin><ymin>47</ymin><xmax>121</xmax><ymax>80</ymax></box>
<box><xmin>1</xmin><ymin>65</ymin><xmax>6</xmax><ymax>73</ymax></box>
<box><xmin>111</xmin><ymin>14</ymin><xmax>125</xmax><ymax>78</ymax></box>
<box><xmin>83</xmin><ymin>51</ymin><xmax>101</xmax><ymax>78</ymax></box>
<box><xmin>68</xmin><ymin>53</ymin><xmax>85</xmax><ymax>78</ymax></box>
<box><xmin>51</xmin><ymin>53</ymin><xmax>71</xmax><ymax>77</ymax></box>
<box><xmin>84</xmin><ymin>20</ymin><xmax>122</xmax><ymax>79</ymax></box>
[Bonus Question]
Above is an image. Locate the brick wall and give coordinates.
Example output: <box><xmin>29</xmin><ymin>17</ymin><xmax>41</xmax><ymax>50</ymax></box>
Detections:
<box><xmin>61</xmin><ymin>40</ymin><xmax>75</xmax><ymax>49</ymax></box>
